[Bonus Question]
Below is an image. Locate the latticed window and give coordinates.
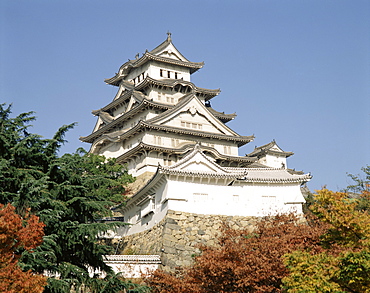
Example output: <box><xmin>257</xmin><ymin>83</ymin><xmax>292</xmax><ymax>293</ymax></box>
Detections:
<box><xmin>154</xmin><ymin>136</ymin><xmax>162</xmax><ymax>145</ymax></box>
<box><xmin>180</xmin><ymin>121</ymin><xmax>203</xmax><ymax>130</ymax></box>
<box><xmin>224</xmin><ymin>146</ymin><xmax>231</xmax><ymax>154</ymax></box>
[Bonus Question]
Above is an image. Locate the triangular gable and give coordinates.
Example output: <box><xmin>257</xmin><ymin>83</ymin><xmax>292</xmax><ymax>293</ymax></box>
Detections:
<box><xmin>150</xmin><ymin>34</ymin><xmax>189</xmax><ymax>62</ymax></box>
<box><xmin>166</xmin><ymin>144</ymin><xmax>231</xmax><ymax>174</ymax></box>
<box><xmin>156</xmin><ymin>43</ymin><xmax>185</xmax><ymax>61</ymax></box>
<box><xmin>266</xmin><ymin>141</ymin><xmax>293</xmax><ymax>157</ymax></box>
<box><xmin>270</xmin><ymin>143</ymin><xmax>283</xmax><ymax>152</ymax></box>
<box><xmin>147</xmin><ymin>94</ymin><xmax>239</xmax><ymax>137</ymax></box>
<box><xmin>248</xmin><ymin>140</ymin><xmax>293</xmax><ymax>158</ymax></box>
<box><xmin>125</xmin><ymin>93</ymin><xmax>146</xmax><ymax>113</ymax></box>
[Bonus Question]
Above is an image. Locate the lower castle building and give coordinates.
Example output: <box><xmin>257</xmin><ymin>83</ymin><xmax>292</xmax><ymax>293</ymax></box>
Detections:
<box><xmin>81</xmin><ymin>34</ymin><xmax>311</xmax><ymax>269</ymax></box>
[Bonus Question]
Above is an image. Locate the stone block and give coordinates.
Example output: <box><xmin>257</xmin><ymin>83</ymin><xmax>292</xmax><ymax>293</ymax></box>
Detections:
<box><xmin>163</xmin><ymin>246</ymin><xmax>177</xmax><ymax>254</ymax></box>
<box><xmin>163</xmin><ymin>234</ymin><xmax>177</xmax><ymax>242</ymax></box>
<box><xmin>197</xmin><ymin>230</ymin><xmax>205</xmax><ymax>235</ymax></box>
<box><xmin>166</xmin><ymin>218</ymin><xmax>178</xmax><ymax>225</ymax></box>
<box><xmin>175</xmin><ymin>244</ymin><xmax>186</xmax><ymax>251</ymax></box>
<box><xmin>166</xmin><ymin>223</ymin><xmax>181</xmax><ymax>231</ymax></box>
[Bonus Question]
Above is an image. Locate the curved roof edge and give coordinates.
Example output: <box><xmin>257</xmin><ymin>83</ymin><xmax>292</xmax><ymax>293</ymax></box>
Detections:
<box><xmin>105</xmin><ymin>34</ymin><xmax>204</xmax><ymax>86</ymax></box>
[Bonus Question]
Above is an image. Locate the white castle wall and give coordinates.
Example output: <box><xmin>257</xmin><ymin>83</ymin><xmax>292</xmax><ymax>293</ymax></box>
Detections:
<box><xmin>119</xmin><ymin>177</ymin><xmax>304</xmax><ymax>237</ymax></box>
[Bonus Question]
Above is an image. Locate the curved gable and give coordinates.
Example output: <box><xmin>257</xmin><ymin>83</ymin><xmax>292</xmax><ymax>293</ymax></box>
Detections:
<box><xmin>148</xmin><ymin>94</ymin><xmax>240</xmax><ymax>137</ymax></box>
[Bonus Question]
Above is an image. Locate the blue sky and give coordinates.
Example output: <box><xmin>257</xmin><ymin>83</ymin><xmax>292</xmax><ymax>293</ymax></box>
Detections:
<box><xmin>1</xmin><ymin>1</ymin><xmax>369</xmax><ymax>191</ymax></box>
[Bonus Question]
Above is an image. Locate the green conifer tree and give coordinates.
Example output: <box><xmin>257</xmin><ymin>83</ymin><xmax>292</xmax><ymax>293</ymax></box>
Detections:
<box><xmin>0</xmin><ymin>104</ymin><xmax>148</xmax><ymax>293</ymax></box>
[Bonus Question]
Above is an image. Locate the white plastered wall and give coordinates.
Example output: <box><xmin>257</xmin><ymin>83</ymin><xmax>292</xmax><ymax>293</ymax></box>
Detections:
<box><xmin>119</xmin><ymin>178</ymin><xmax>305</xmax><ymax>237</ymax></box>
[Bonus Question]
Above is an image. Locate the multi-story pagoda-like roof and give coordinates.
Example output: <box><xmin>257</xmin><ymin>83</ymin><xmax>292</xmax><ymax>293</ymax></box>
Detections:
<box><xmin>105</xmin><ymin>33</ymin><xmax>204</xmax><ymax>86</ymax></box>
<box><xmin>81</xmin><ymin>34</ymin><xmax>310</xmax><ymax>190</ymax></box>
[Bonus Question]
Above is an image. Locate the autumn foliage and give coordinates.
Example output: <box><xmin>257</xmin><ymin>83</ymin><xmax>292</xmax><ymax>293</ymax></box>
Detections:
<box><xmin>283</xmin><ymin>188</ymin><xmax>370</xmax><ymax>292</ymax></box>
<box><xmin>0</xmin><ymin>203</ymin><xmax>47</xmax><ymax>293</ymax></box>
<box><xmin>147</xmin><ymin>184</ymin><xmax>370</xmax><ymax>292</ymax></box>
<box><xmin>147</xmin><ymin>213</ymin><xmax>327</xmax><ymax>293</ymax></box>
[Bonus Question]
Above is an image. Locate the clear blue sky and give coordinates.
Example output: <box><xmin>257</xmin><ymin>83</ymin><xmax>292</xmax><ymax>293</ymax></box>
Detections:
<box><xmin>1</xmin><ymin>1</ymin><xmax>369</xmax><ymax>191</ymax></box>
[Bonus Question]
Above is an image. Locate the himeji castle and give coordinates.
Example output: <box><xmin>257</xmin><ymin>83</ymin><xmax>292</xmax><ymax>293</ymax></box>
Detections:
<box><xmin>81</xmin><ymin>34</ymin><xmax>311</xmax><ymax>267</ymax></box>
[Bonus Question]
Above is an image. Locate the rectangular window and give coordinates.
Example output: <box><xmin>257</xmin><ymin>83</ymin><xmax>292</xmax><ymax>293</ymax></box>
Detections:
<box><xmin>160</xmin><ymin>69</ymin><xmax>163</xmax><ymax>77</ymax></box>
<box><xmin>167</xmin><ymin>71</ymin><xmax>171</xmax><ymax>78</ymax></box>
<box><xmin>174</xmin><ymin>72</ymin><xmax>178</xmax><ymax>79</ymax></box>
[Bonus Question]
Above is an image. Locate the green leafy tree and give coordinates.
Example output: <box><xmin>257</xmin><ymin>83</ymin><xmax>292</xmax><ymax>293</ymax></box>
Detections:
<box><xmin>283</xmin><ymin>187</ymin><xmax>370</xmax><ymax>293</ymax></box>
<box><xmin>346</xmin><ymin>165</ymin><xmax>370</xmax><ymax>211</ymax></box>
<box><xmin>345</xmin><ymin>166</ymin><xmax>370</xmax><ymax>193</ymax></box>
<box><xmin>0</xmin><ymin>104</ymin><xmax>147</xmax><ymax>293</ymax></box>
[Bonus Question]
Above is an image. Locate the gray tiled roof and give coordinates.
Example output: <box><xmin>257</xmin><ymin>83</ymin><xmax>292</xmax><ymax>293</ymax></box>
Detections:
<box><xmin>135</xmin><ymin>76</ymin><xmax>220</xmax><ymax>101</ymax></box>
<box><xmin>80</xmin><ymin>99</ymin><xmax>170</xmax><ymax>143</ymax></box>
<box><xmin>248</xmin><ymin>140</ymin><xmax>293</xmax><ymax>158</ymax></box>
<box><xmin>116</xmin><ymin>143</ymin><xmax>256</xmax><ymax>165</ymax></box>
<box><xmin>105</xmin><ymin>53</ymin><xmax>204</xmax><ymax>86</ymax></box>
<box><xmin>225</xmin><ymin>167</ymin><xmax>311</xmax><ymax>183</ymax></box>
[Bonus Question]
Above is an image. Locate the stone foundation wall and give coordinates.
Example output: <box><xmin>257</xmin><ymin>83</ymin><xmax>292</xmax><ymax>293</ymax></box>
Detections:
<box><xmin>117</xmin><ymin>210</ymin><xmax>260</xmax><ymax>270</ymax></box>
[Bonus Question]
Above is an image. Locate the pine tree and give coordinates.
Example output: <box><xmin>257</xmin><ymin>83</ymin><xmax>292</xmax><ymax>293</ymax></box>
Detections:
<box><xmin>0</xmin><ymin>104</ymin><xmax>148</xmax><ymax>293</ymax></box>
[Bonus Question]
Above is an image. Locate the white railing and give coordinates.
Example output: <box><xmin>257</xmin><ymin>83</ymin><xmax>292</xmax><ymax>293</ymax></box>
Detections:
<box><xmin>104</xmin><ymin>254</ymin><xmax>161</xmax><ymax>264</ymax></box>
